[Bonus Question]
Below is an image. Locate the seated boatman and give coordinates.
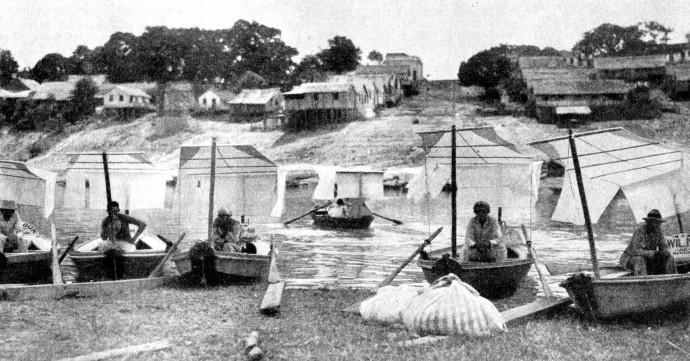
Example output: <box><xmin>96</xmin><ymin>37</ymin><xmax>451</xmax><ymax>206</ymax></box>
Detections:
<box><xmin>0</xmin><ymin>200</ymin><xmax>28</xmax><ymax>253</ymax></box>
<box><xmin>465</xmin><ymin>201</ymin><xmax>507</xmax><ymax>262</ymax></box>
<box><xmin>211</xmin><ymin>207</ymin><xmax>244</xmax><ymax>252</ymax></box>
<box><xmin>327</xmin><ymin>199</ymin><xmax>347</xmax><ymax>218</ymax></box>
<box><xmin>98</xmin><ymin>201</ymin><xmax>147</xmax><ymax>253</ymax></box>
<box><xmin>619</xmin><ymin>209</ymin><xmax>677</xmax><ymax>276</ymax></box>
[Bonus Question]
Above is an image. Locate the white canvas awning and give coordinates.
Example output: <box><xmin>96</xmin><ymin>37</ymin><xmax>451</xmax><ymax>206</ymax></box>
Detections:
<box><xmin>178</xmin><ymin>144</ymin><xmax>278</xmax><ymax>228</ymax></box>
<box><xmin>64</xmin><ymin>152</ymin><xmax>168</xmax><ymax>210</ymax></box>
<box><xmin>407</xmin><ymin>127</ymin><xmax>542</xmax><ymax>225</ymax></box>
<box><xmin>0</xmin><ymin>160</ymin><xmax>56</xmax><ymax>217</ymax></box>
<box><xmin>556</xmin><ymin>106</ymin><xmax>591</xmax><ymax>115</ymax></box>
<box><xmin>529</xmin><ymin>127</ymin><xmax>690</xmax><ymax>225</ymax></box>
<box><xmin>312</xmin><ymin>167</ymin><xmax>384</xmax><ymax>201</ymax></box>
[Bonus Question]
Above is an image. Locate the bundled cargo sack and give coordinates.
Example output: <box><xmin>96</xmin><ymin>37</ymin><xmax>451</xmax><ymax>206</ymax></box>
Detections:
<box><xmin>401</xmin><ymin>274</ymin><xmax>506</xmax><ymax>337</ymax></box>
<box><xmin>360</xmin><ymin>284</ymin><xmax>425</xmax><ymax>325</ymax></box>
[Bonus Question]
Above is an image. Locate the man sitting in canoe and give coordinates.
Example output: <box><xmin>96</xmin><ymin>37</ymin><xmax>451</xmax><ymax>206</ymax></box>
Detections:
<box><xmin>619</xmin><ymin>209</ymin><xmax>677</xmax><ymax>276</ymax></box>
<box><xmin>327</xmin><ymin>199</ymin><xmax>347</xmax><ymax>218</ymax></box>
<box><xmin>98</xmin><ymin>201</ymin><xmax>147</xmax><ymax>253</ymax></box>
<box><xmin>0</xmin><ymin>200</ymin><xmax>28</xmax><ymax>253</ymax></box>
<box><xmin>465</xmin><ymin>201</ymin><xmax>507</xmax><ymax>262</ymax></box>
<box><xmin>211</xmin><ymin>207</ymin><xmax>244</xmax><ymax>252</ymax></box>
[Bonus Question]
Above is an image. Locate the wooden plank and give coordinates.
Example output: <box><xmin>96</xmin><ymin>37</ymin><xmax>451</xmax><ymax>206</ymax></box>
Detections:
<box><xmin>501</xmin><ymin>297</ymin><xmax>572</xmax><ymax>323</ymax></box>
<box><xmin>55</xmin><ymin>340</ymin><xmax>170</xmax><ymax>361</ymax></box>
<box><xmin>545</xmin><ymin>262</ymin><xmax>620</xmax><ymax>275</ymax></box>
<box><xmin>0</xmin><ymin>276</ymin><xmax>177</xmax><ymax>301</ymax></box>
<box><xmin>259</xmin><ymin>280</ymin><xmax>285</xmax><ymax>314</ymax></box>
<box><xmin>51</xmin><ymin>223</ymin><xmax>63</xmax><ymax>285</ymax></box>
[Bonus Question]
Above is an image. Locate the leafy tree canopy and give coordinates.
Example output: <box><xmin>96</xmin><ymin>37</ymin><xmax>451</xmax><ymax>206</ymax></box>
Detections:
<box><xmin>0</xmin><ymin>49</ymin><xmax>19</xmax><ymax>85</ymax></box>
<box><xmin>65</xmin><ymin>77</ymin><xmax>99</xmax><ymax>123</ymax></box>
<box><xmin>367</xmin><ymin>50</ymin><xmax>383</xmax><ymax>64</ymax></box>
<box><xmin>573</xmin><ymin>21</ymin><xmax>673</xmax><ymax>57</ymax></box>
<box><xmin>318</xmin><ymin>36</ymin><xmax>361</xmax><ymax>74</ymax></box>
<box><xmin>32</xmin><ymin>53</ymin><xmax>69</xmax><ymax>83</ymax></box>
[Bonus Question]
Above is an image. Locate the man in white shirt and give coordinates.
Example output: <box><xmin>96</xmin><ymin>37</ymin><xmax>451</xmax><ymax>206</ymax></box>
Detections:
<box><xmin>0</xmin><ymin>200</ymin><xmax>27</xmax><ymax>254</ymax></box>
<box><xmin>465</xmin><ymin>201</ymin><xmax>507</xmax><ymax>262</ymax></box>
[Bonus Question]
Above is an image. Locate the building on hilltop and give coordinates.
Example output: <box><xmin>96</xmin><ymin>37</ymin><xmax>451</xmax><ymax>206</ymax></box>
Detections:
<box><xmin>197</xmin><ymin>87</ymin><xmax>236</xmax><ymax>111</ymax></box>
<box><xmin>593</xmin><ymin>55</ymin><xmax>667</xmax><ymax>83</ymax></box>
<box><xmin>382</xmin><ymin>53</ymin><xmax>424</xmax><ymax>82</ymax></box>
<box><xmin>282</xmin><ymin>82</ymin><xmax>358</xmax><ymax>132</ymax></box>
<box><xmin>157</xmin><ymin>82</ymin><xmax>196</xmax><ymax>116</ymax></box>
<box><xmin>98</xmin><ymin>85</ymin><xmax>156</xmax><ymax>117</ymax></box>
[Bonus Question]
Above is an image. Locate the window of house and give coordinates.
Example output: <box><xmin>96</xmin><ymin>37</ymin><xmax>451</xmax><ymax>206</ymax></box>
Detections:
<box><xmin>130</xmin><ymin>96</ymin><xmax>134</xmax><ymax>102</ymax></box>
<box><xmin>109</xmin><ymin>95</ymin><xmax>114</xmax><ymax>102</ymax></box>
<box><xmin>212</xmin><ymin>99</ymin><xmax>216</xmax><ymax>107</ymax></box>
<box><xmin>313</xmin><ymin>94</ymin><xmax>319</xmax><ymax>101</ymax></box>
<box><xmin>333</xmin><ymin>93</ymin><xmax>339</xmax><ymax>100</ymax></box>
<box><xmin>203</xmin><ymin>98</ymin><xmax>207</xmax><ymax>105</ymax></box>
<box><xmin>119</xmin><ymin>95</ymin><xmax>124</xmax><ymax>102</ymax></box>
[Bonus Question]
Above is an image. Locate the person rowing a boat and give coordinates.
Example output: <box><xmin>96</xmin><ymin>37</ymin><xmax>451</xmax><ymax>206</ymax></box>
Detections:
<box><xmin>98</xmin><ymin>201</ymin><xmax>147</xmax><ymax>253</ymax></box>
<box><xmin>0</xmin><ymin>200</ymin><xmax>27</xmax><ymax>254</ymax></box>
<box><xmin>327</xmin><ymin>199</ymin><xmax>347</xmax><ymax>218</ymax></box>
<box><xmin>211</xmin><ymin>206</ymin><xmax>244</xmax><ymax>252</ymax></box>
<box><xmin>619</xmin><ymin>209</ymin><xmax>677</xmax><ymax>276</ymax></box>
<box><xmin>465</xmin><ymin>201</ymin><xmax>507</xmax><ymax>262</ymax></box>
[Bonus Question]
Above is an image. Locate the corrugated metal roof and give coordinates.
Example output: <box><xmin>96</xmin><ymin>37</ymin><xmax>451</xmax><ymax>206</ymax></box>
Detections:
<box><xmin>229</xmin><ymin>88</ymin><xmax>281</xmax><ymax>104</ymax></box>
<box><xmin>532</xmin><ymin>80</ymin><xmax>632</xmax><ymax>95</ymax></box>
<box><xmin>283</xmin><ymin>83</ymin><xmax>353</xmax><ymax>95</ymax></box>
<box><xmin>518</xmin><ymin>56</ymin><xmax>575</xmax><ymax>69</ymax></box>
<box><xmin>593</xmin><ymin>55</ymin><xmax>667</xmax><ymax>70</ymax></box>
<box><xmin>106</xmin><ymin>85</ymin><xmax>151</xmax><ymax>98</ymax></box>
<box><xmin>32</xmin><ymin>82</ymin><xmax>74</xmax><ymax>101</ymax></box>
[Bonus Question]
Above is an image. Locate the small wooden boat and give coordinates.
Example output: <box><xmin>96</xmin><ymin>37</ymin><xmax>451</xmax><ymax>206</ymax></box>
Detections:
<box><xmin>172</xmin><ymin>240</ymin><xmax>272</xmax><ymax>284</ymax></box>
<box><xmin>560</xmin><ymin>272</ymin><xmax>690</xmax><ymax>319</ymax></box>
<box><xmin>311</xmin><ymin>211</ymin><xmax>375</xmax><ymax>230</ymax></box>
<box><xmin>417</xmin><ymin>244</ymin><xmax>533</xmax><ymax>299</ymax></box>
<box><xmin>2</xmin><ymin>250</ymin><xmax>52</xmax><ymax>284</ymax></box>
<box><xmin>69</xmin><ymin>234</ymin><xmax>168</xmax><ymax>282</ymax></box>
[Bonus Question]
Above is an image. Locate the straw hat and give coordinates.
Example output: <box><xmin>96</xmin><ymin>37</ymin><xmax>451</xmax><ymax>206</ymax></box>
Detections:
<box><xmin>643</xmin><ymin>209</ymin><xmax>666</xmax><ymax>223</ymax></box>
<box><xmin>0</xmin><ymin>200</ymin><xmax>16</xmax><ymax>210</ymax></box>
<box><xmin>218</xmin><ymin>206</ymin><xmax>231</xmax><ymax>216</ymax></box>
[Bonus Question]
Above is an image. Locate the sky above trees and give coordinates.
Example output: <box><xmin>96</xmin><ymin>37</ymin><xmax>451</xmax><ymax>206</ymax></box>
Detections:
<box><xmin>1</xmin><ymin>0</ymin><xmax>690</xmax><ymax>80</ymax></box>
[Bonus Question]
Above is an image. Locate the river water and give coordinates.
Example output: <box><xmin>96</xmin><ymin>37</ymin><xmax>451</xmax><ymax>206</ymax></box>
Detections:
<box><xmin>42</xmin><ymin>180</ymin><xmax>682</xmax><ymax>298</ymax></box>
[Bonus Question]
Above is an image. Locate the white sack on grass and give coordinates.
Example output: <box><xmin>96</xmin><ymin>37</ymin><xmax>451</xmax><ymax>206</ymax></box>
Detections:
<box><xmin>360</xmin><ymin>284</ymin><xmax>425</xmax><ymax>325</ymax></box>
<box><xmin>401</xmin><ymin>274</ymin><xmax>506</xmax><ymax>337</ymax></box>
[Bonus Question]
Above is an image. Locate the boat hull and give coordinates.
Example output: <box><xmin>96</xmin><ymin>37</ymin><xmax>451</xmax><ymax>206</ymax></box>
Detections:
<box><xmin>561</xmin><ymin>272</ymin><xmax>690</xmax><ymax>319</ymax></box>
<box><xmin>311</xmin><ymin>212</ymin><xmax>374</xmax><ymax>230</ymax></box>
<box><xmin>417</xmin><ymin>245</ymin><xmax>533</xmax><ymax>299</ymax></box>
<box><xmin>2</xmin><ymin>251</ymin><xmax>52</xmax><ymax>284</ymax></box>
<box><xmin>173</xmin><ymin>242</ymin><xmax>271</xmax><ymax>285</ymax></box>
<box><xmin>70</xmin><ymin>251</ymin><xmax>167</xmax><ymax>281</ymax></box>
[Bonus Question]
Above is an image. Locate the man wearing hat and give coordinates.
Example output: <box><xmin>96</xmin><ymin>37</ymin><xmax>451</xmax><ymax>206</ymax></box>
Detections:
<box><xmin>211</xmin><ymin>206</ymin><xmax>244</xmax><ymax>252</ymax></box>
<box><xmin>0</xmin><ymin>200</ymin><xmax>27</xmax><ymax>253</ymax></box>
<box><xmin>465</xmin><ymin>201</ymin><xmax>507</xmax><ymax>262</ymax></box>
<box><xmin>619</xmin><ymin>209</ymin><xmax>677</xmax><ymax>276</ymax></box>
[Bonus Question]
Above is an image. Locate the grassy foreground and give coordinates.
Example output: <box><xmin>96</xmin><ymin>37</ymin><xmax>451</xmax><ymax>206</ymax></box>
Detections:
<box><xmin>1</xmin><ymin>284</ymin><xmax>689</xmax><ymax>361</ymax></box>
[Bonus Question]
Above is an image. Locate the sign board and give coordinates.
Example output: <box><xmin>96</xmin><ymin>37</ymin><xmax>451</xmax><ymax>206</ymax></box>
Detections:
<box><xmin>667</xmin><ymin>233</ymin><xmax>690</xmax><ymax>266</ymax></box>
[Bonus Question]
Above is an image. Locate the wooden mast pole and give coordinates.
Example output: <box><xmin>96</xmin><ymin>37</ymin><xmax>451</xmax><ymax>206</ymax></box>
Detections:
<box><xmin>451</xmin><ymin>125</ymin><xmax>458</xmax><ymax>258</ymax></box>
<box><xmin>207</xmin><ymin>138</ymin><xmax>217</xmax><ymax>242</ymax></box>
<box><xmin>568</xmin><ymin>129</ymin><xmax>600</xmax><ymax>279</ymax></box>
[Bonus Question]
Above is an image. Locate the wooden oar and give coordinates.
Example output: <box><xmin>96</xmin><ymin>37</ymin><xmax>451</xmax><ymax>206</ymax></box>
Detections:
<box><xmin>544</xmin><ymin>262</ymin><xmax>622</xmax><ymax>275</ymax></box>
<box><xmin>147</xmin><ymin>233</ymin><xmax>186</xmax><ymax>279</ymax></box>
<box><xmin>371</xmin><ymin>212</ymin><xmax>403</xmax><ymax>225</ymax></box>
<box><xmin>51</xmin><ymin>223</ymin><xmax>63</xmax><ymax>285</ymax></box>
<box><xmin>521</xmin><ymin>225</ymin><xmax>552</xmax><ymax>298</ymax></box>
<box><xmin>58</xmin><ymin>236</ymin><xmax>80</xmax><ymax>264</ymax></box>
<box><xmin>283</xmin><ymin>202</ymin><xmax>331</xmax><ymax>226</ymax></box>
<box><xmin>343</xmin><ymin>227</ymin><xmax>443</xmax><ymax>313</ymax></box>
<box><xmin>260</xmin><ymin>241</ymin><xmax>285</xmax><ymax>315</ymax></box>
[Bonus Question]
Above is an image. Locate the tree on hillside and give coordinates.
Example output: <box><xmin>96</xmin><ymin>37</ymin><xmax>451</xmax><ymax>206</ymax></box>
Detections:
<box><xmin>235</xmin><ymin>70</ymin><xmax>268</xmax><ymax>91</ymax></box>
<box><xmin>32</xmin><ymin>53</ymin><xmax>68</xmax><ymax>83</ymax></box>
<box><xmin>64</xmin><ymin>77</ymin><xmax>98</xmax><ymax>123</ymax></box>
<box><xmin>94</xmin><ymin>32</ymin><xmax>143</xmax><ymax>83</ymax></box>
<box><xmin>292</xmin><ymin>55</ymin><xmax>325</xmax><ymax>83</ymax></box>
<box><xmin>223</xmin><ymin>20</ymin><xmax>298</xmax><ymax>86</ymax></box>
<box><xmin>67</xmin><ymin>45</ymin><xmax>96</xmax><ymax>75</ymax></box>
<box><xmin>318</xmin><ymin>36</ymin><xmax>361</xmax><ymax>74</ymax></box>
<box><xmin>457</xmin><ymin>46</ymin><xmax>512</xmax><ymax>89</ymax></box>
<box><xmin>367</xmin><ymin>50</ymin><xmax>383</xmax><ymax>64</ymax></box>
<box><xmin>0</xmin><ymin>49</ymin><xmax>19</xmax><ymax>85</ymax></box>
<box><xmin>573</xmin><ymin>21</ymin><xmax>673</xmax><ymax>57</ymax></box>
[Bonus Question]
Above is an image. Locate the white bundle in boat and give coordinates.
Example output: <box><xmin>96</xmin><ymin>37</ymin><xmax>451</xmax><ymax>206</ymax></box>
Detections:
<box><xmin>360</xmin><ymin>284</ymin><xmax>425</xmax><ymax>325</ymax></box>
<box><xmin>401</xmin><ymin>274</ymin><xmax>507</xmax><ymax>337</ymax></box>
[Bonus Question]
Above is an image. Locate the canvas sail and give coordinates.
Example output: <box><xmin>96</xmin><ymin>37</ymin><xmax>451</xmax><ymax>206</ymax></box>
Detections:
<box><xmin>0</xmin><ymin>160</ymin><xmax>56</xmax><ymax>217</ymax></box>
<box><xmin>312</xmin><ymin>167</ymin><xmax>384</xmax><ymax>201</ymax></box>
<box><xmin>407</xmin><ymin>127</ymin><xmax>542</xmax><ymax>225</ymax></box>
<box><xmin>177</xmin><ymin>144</ymin><xmax>278</xmax><ymax>236</ymax></box>
<box><xmin>528</xmin><ymin>127</ymin><xmax>690</xmax><ymax>225</ymax></box>
<box><xmin>64</xmin><ymin>152</ymin><xmax>168</xmax><ymax>210</ymax></box>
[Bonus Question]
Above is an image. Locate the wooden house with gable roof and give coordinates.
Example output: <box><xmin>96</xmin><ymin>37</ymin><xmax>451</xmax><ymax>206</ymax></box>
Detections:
<box><xmin>593</xmin><ymin>55</ymin><xmax>667</xmax><ymax>83</ymax></box>
<box><xmin>530</xmin><ymin>80</ymin><xmax>633</xmax><ymax>122</ymax></box>
<box><xmin>283</xmin><ymin>82</ymin><xmax>357</xmax><ymax>131</ymax></box>
<box><xmin>229</xmin><ymin>88</ymin><xmax>283</xmax><ymax>118</ymax></box>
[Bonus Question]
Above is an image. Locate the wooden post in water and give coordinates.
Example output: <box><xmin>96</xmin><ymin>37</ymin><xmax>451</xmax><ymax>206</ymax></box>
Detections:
<box><xmin>568</xmin><ymin>129</ymin><xmax>600</xmax><ymax>279</ymax></box>
<box><xmin>451</xmin><ymin>125</ymin><xmax>458</xmax><ymax>258</ymax></box>
<box><xmin>207</xmin><ymin>138</ymin><xmax>217</xmax><ymax>242</ymax></box>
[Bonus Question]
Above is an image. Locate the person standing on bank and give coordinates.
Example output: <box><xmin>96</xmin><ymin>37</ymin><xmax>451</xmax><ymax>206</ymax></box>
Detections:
<box><xmin>619</xmin><ymin>209</ymin><xmax>677</xmax><ymax>276</ymax></box>
<box><xmin>0</xmin><ymin>200</ymin><xmax>27</xmax><ymax>253</ymax></box>
<box><xmin>211</xmin><ymin>207</ymin><xmax>244</xmax><ymax>252</ymax></box>
<box><xmin>99</xmin><ymin>201</ymin><xmax>147</xmax><ymax>253</ymax></box>
<box><xmin>465</xmin><ymin>201</ymin><xmax>507</xmax><ymax>262</ymax></box>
